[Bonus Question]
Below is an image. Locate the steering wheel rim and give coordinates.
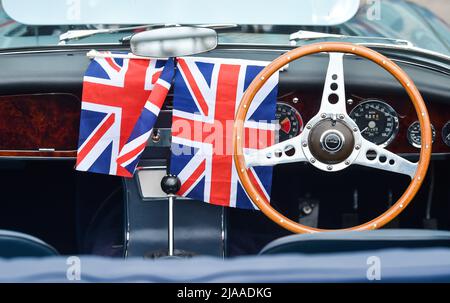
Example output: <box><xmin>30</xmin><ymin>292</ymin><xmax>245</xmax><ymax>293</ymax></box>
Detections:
<box><xmin>233</xmin><ymin>42</ymin><xmax>432</xmax><ymax>233</ymax></box>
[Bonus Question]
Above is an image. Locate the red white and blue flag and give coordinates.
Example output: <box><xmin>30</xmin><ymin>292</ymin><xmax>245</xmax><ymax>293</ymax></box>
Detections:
<box><xmin>170</xmin><ymin>57</ymin><xmax>279</xmax><ymax>209</ymax></box>
<box><xmin>76</xmin><ymin>52</ymin><xmax>174</xmax><ymax>177</ymax></box>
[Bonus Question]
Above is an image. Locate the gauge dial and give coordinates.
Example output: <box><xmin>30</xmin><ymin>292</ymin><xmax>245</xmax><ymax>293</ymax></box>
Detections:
<box><xmin>442</xmin><ymin>121</ymin><xmax>450</xmax><ymax>147</ymax></box>
<box><xmin>349</xmin><ymin>100</ymin><xmax>399</xmax><ymax>146</ymax></box>
<box><xmin>407</xmin><ymin>121</ymin><xmax>436</xmax><ymax>148</ymax></box>
<box><xmin>275</xmin><ymin>103</ymin><xmax>303</xmax><ymax>142</ymax></box>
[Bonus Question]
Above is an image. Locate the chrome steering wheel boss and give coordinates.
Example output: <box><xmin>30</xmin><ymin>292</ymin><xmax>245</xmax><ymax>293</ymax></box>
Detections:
<box><xmin>308</xmin><ymin>119</ymin><xmax>355</xmax><ymax>164</ymax></box>
<box><xmin>301</xmin><ymin>113</ymin><xmax>363</xmax><ymax>172</ymax></box>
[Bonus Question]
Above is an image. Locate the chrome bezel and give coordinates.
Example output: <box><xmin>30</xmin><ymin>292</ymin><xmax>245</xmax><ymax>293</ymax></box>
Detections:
<box><xmin>300</xmin><ymin>113</ymin><xmax>363</xmax><ymax>173</ymax></box>
<box><xmin>407</xmin><ymin>121</ymin><xmax>436</xmax><ymax>149</ymax></box>
<box><xmin>349</xmin><ymin>99</ymin><xmax>399</xmax><ymax>148</ymax></box>
<box><xmin>319</xmin><ymin>129</ymin><xmax>345</xmax><ymax>153</ymax></box>
<box><xmin>442</xmin><ymin>121</ymin><xmax>450</xmax><ymax>147</ymax></box>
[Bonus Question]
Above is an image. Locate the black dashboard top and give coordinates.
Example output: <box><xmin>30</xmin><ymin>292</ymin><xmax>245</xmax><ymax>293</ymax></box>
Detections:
<box><xmin>0</xmin><ymin>44</ymin><xmax>449</xmax><ymax>104</ymax></box>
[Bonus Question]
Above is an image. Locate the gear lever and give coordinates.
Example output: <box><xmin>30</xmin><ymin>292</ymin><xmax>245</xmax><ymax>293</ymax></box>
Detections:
<box><xmin>160</xmin><ymin>175</ymin><xmax>181</xmax><ymax>256</ymax></box>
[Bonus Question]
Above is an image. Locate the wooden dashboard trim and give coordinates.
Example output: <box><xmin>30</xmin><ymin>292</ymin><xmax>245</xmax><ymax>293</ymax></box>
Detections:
<box><xmin>0</xmin><ymin>93</ymin><xmax>80</xmax><ymax>158</ymax></box>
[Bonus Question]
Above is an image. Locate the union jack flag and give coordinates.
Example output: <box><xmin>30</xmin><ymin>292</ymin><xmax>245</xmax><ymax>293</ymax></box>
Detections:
<box><xmin>76</xmin><ymin>52</ymin><xmax>174</xmax><ymax>177</ymax></box>
<box><xmin>170</xmin><ymin>57</ymin><xmax>279</xmax><ymax>209</ymax></box>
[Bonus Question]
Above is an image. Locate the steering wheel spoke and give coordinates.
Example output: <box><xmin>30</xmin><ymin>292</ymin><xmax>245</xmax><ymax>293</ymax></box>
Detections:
<box><xmin>354</xmin><ymin>139</ymin><xmax>418</xmax><ymax>178</ymax></box>
<box><xmin>319</xmin><ymin>52</ymin><xmax>348</xmax><ymax>117</ymax></box>
<box><xmin>245</xmin><ymin>133</ymin><xmax>307</xmax><ymax>167</ymax></box>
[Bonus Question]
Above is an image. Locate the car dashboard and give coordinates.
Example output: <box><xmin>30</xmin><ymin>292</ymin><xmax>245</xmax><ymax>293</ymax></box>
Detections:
<box><xmin>0</xmin><ymin>44</ymin><xmax>449</xmax><ymax>257</ymax></box>
<box><xmin>1</xmin><ymin>45</ymin><xmax>449</xmax><ymax>158</ymax></box>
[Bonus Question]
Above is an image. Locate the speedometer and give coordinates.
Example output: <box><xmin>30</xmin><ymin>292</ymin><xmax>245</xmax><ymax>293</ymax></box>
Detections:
<box><xmin>349</xmin><ymin>100</ymin><xmax>399</xmax><ymax>146</ymax></box>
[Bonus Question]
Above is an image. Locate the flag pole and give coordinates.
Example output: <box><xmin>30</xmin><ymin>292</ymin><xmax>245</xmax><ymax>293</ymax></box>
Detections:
<box><xmin>168</xmin><ymin>194</ymin><xmax>175</xmax><ymax>256</ymax></box>
<box><xmin>161</xmin><ymin>175</ymin><xmax>181</xmax><ymax>257</ymax></box>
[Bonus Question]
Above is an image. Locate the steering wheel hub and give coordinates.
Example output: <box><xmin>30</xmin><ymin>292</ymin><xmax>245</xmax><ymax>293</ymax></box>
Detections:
<box><xmin>321</xmin><ymin>130</ymin><xmax>344</xmax><ymax>152</ymax></box>
<box><xmin>309</xmin><ymin>119</ymin><xmax>354</xmax><ymax>164</ymax></box>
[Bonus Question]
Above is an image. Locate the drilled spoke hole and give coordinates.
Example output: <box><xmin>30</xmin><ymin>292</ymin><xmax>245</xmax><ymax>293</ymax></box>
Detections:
<box><xmin>328</xmin><ymin>93</ymin><xmax>339</xmax><ymax>104</ymax></box>
<box><xmin>330</xmin><ymin>83</ymin><xmax>338</xmax><ymax>91</ymax></box>
<box><xmin>389</xmin><ymin>159</ymin><xmax>396</xmax><ymax>165</ymax></box>
<box><xmin>284</xmin><ymin>145</ymin><xmax>296</xmax><ymax>157</ymax></box>
<box><xmin>274</xmin><ymin>150</ymin><xmax>283</xmax><ymax>158</ymax></box>
<box><xmin>366</xmin><ymin>149</ymin><xmax>377</xmax><ymax>160</ymax></box>
<box><xmin>379</xmin><ymin>155</ymin><xmax>387</xmax><ymax>163</ymax></box>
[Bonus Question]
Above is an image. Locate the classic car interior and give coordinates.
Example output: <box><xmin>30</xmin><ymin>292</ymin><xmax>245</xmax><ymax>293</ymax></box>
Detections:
<box><xmin>0</xmin><ymin>0</ymin><xmax>450</xmax><ymax>283</ymax></box>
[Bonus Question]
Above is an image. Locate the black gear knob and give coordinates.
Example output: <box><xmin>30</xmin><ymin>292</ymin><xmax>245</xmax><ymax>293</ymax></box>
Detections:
<box><xmin>161</xmin><ymin>175</ymin><xmax>181</xmax><ymax>195</ymax></box>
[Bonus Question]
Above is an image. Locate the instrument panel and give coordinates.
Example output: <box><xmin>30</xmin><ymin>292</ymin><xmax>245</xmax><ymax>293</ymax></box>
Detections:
<box><xmin>276</xmin><ymin>90</ymin><xmax>450</xmax><ymax>155</ymax></box>
<box><xmin>0</xmin><ymin>92</ymin><xmax>449</xmax><ymax>159</ymax></box>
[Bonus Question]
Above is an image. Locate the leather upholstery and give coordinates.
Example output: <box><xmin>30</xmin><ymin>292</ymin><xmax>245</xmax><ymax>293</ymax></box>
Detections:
<box><xmin>260</xmin><ymin>229</ymin><xmax>450</xmax><ymax>255</ymax></box>
<box><xmin>0</xmin><ymin>230</ymin><xmax>58</xmax><ymax>258</ymax></box>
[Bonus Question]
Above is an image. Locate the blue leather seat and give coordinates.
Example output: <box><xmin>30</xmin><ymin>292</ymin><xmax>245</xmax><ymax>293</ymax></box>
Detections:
<box><xmin>0</xmin><ymin>230</ymin><xmax>58</xmax><ymax>258</ymax></box>
<box><xmin>260</xmin><ymin>229</ymin><xmax>450</xmax><ymax>255</ymax></box>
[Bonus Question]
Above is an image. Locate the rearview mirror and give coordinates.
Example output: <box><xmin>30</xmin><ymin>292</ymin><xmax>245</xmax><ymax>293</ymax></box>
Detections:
<box><xmin>130</xmin><ymin>27</ymin><xmax>218</xmax><ymax>58</ymax></box>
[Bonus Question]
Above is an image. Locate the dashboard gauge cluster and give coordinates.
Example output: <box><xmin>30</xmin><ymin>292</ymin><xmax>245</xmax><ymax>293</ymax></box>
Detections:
<box><xmin>407</xmin><ymin>121</ymin><xmax>436</xmax><ymax>148</ymax></box>
<box><xmin>349</xmin><ymin>99</ymin><xmax>399</xmax><ymax>147</ymax></box>
<box><xmin>275</xmin><ymin>95</ymin><xmax>450</xmax><ymax>154</ymax></box>
<box><xmin>275</xmin><ymin>103</ymin><xmax>303</xmax><ymax>142</ymax></box>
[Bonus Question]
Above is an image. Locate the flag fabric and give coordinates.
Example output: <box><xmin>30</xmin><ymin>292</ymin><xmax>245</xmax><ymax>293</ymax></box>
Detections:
<box><xmin>76</xmin><ymin>52</ymin><xmax>174</xmax><ymax>177</ymax></box>
<box><xmin>170</xmin><ymin>57</ymin><xmax>279</xmax><ymax>209</ymax></box>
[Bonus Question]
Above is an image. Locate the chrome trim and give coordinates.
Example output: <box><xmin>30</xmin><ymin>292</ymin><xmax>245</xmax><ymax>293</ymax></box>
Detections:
<box><xmin>290</xmin><ymin>30</ymin><xmax>414</xmax><ymax>48</ymax></box>
<box><xmin>136</xmin><ymin>165</ymin><xmax>167</xmax><ymax>170</ymax></box>
<box><xmin>38</xmin><ymin>148</ymin><xmax>55</xmax><ymax>152</ymax></box>
<box><xmin>300</xmin><ymin>112</ymin><xmax>363</xmax><ymax>173</ymax></box>
<box><xmin>1</xmin><ymin>41</ymin><xmax>449</xmax><ymax>64</ymax></box>
<box><xmin>354</xmin><ymin>138</ymin><xmax>418</xmax><ymax>179</ymax></box>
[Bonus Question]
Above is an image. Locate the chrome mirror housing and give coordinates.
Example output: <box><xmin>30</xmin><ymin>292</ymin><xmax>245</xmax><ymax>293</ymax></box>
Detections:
<box><xmin>130</xmin><ymin>26</ymin><xmax>218</xmax><ymax>58</ymax></box>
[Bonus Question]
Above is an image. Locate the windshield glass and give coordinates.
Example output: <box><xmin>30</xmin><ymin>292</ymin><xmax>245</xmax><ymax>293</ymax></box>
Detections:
<box><xmin>1</xmin><ymin>0</ymin><xmax>449</xmax><ymax>56</ymax></box>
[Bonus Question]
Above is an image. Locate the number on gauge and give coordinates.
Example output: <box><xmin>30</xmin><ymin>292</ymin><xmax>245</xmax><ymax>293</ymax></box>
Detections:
<box><xmin>275</xmin><ymin>103</ymin><xmax>303</xmax><ymax>142</ymax></box>
<box><xmin>407</xmin><ymin>121</ymin><xmax>436</xmax><ymax>148</ymax></box>
<box><xmin>349</xmin><ymin>100</ymin><xmax>399</xmax><ymax>146</ymax></box>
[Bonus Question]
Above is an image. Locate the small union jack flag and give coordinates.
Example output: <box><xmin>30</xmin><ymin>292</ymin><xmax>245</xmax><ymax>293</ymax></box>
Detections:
<box><xmin>76</xmin><ymin>52</ymin><xmax>174</xmax><ymax>177</ymax></box>
<box><xmin>170</xmin><ymin>57</ymin><xmax>279</xmax><ymax>209</ymax></box>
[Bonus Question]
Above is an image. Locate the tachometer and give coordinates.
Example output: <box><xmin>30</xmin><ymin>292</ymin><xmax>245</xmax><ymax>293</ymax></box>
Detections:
<box><xmin>407</xmin><ymin>121</ymin><xmax>436</xmax><ymax>148</ymax></box>
<box><xmin>275</xmin><ymin>103</ymin><xmax>303</xmax><ymax>142</ymax></box>
<box><xmin>349</xmin><ymin>100</ymin><xmax>399</xmax><ymax>146</ymax></box>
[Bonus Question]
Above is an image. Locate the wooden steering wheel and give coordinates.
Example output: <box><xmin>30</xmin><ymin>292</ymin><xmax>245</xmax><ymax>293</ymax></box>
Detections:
<box><xmin>233</xmin><ymin>42</ymin><xmax>432</xmax><ymax>233</ymax></box>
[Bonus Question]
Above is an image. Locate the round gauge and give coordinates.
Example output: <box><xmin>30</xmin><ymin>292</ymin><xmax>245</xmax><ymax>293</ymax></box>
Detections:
<box><xmin>407</xmin><ymin>121</ymin><xmax>436</xmax><ymax>148</ymax></box>
<box><xmin>442</xmin><ymin>121</ymin><xmax>450</xmax><ymax>147</ymax></box>
<box><xmin>349</xmin><ymin>100</ymin><xmax>399</xmax><ymax>146</ymax></box>
<box><xmin>275</xmin><ymin>103</ymin><xmax>303</xmax><ymax>142</ymax></box>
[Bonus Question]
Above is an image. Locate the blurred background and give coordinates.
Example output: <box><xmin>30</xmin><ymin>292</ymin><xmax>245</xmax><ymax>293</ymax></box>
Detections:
<box><xmin>409</xmin><ymin>0</ymin><xmax>450</xmax><ymax>23</ymax></box>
